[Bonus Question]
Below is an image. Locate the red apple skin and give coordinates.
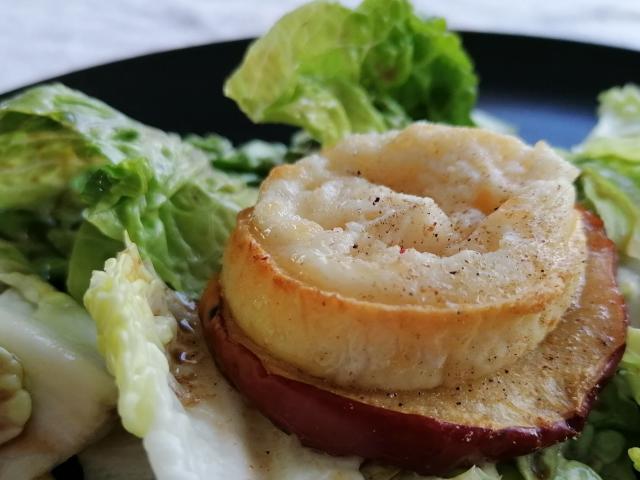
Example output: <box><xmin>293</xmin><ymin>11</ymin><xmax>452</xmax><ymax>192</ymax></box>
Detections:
<box><xmin>200</xmin><ymin>210</ymin><xmax>627</xmax><ymax>476</ymax></box>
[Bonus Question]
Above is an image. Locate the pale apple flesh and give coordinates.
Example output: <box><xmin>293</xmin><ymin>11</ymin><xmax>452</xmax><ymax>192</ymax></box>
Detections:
<box><xmin>200</xmin><ymin>210</ymin><xmax>627</xmax><ymax>476</ymax></box>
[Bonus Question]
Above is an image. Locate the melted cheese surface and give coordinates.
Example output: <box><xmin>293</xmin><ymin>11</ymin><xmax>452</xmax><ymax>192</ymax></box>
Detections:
<box><xmin>253</xmin><ymin>123</ymin><xmax>584</xmax><ymax>308</ymax></box>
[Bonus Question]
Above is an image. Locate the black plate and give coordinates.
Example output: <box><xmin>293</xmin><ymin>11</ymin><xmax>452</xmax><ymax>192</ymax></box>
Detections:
<box><xmin>2</xmin><ymin>33</ymin><xmax>639</xmax><ymax>148</ymax></box>
<box><xmin>4</xmin><ymin>33</ymin><xmax>639</xmax><ymax>480</ymax></box>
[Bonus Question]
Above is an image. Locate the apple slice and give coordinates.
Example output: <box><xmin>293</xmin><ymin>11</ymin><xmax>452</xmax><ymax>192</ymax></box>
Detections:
<box><xmin>200</xmin><ymin>210</ymin><xmax>627</xmax><ymax>476</ymax></box>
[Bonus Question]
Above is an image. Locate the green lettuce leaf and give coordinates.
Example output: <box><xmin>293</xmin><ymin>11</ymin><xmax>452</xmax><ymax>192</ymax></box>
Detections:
<box><xmin>572</xmin><ymin>85</ymin><xmax>640</xmax><ymax>260</ymax></box>
<box><xmin>618</xmin><ymin>257</ymin><xmax>640</xmax><ymax>327</ymax></box>
<box><xmin>224</xmin><ymin>0</ymin><xmax>476</xmax><ymax>145</ymax></box>
<box><xmin>516</xmin><ymin>446</ymin><xmax>603</xmax><ymax>479</ymax></box>
<box><xmin>471</xmin><ymin>109</ymin><xmax>516</xmax><ymax>135</ymax></box>
<box><xmin>0</xmin><ymin>83</ymin><xmax>257</xmax><ymax>299</ymax></box>
<box><xmin>358</xmin><ymin>93</ymin><xmax>640</xmax><ymax>474</ymax></box>
<box><xmin>78</xmin><ymin>424</ymin><xmax>154</xmax><ymax>480</ymax></box>
<box><xmin>0</xmin><ymin>345</ymin><xmax>31</xmax><ymax>446</ymax></box>
<box><xmin>78</xmin><ymin>155</ymin><xmax>256</xmax><ymax>297</ymax></box>
<box><xmin>577</xmin><ymin>85</ymin><xmax>640</xmax><ymax>161</ymax></box>
<box><xmin>565</xmin><ymin>379</ymin><xmax>640</xmax><ymax>479</ymax></box>
<box><xmin>186</xmin><ymin>133</ymin><xmax>288</xmax><ymax>182</ymax></box>
<box><xmin>620</xmin><ymin>328</ymin><xmax>640</xmax><ymax>413</ymax></box>
<box><xmin>0</xmin><ymin>193</ymin><xmax>84</xmax><ymax>288</ymax></box>
<box><xmin>0</xmin><ymin>88</ymin><xmax>104</xmax><ymax>210</ymax></box>
<box><xmin>561</xmin><ymin>329</ymin><xmax>640</xmax><ymax>479</ymax></box>
<box><xmin>0</xmin><ymin>267</ymin><xmax>116</xmax><ymax>478</ymax></box>
<box><xmin>567</xmin><ymin>84</ymin><xmax>640</xmax><ymax>478</ymax></box>
<box><xmin>0</xmin><ymin>240</ymin><xmax>31</xmax><ymax>275</ymax></box>
<box><xmin>84</xmin><ymin>241</ymin><xmax>365</xmax><ymax>479</ymax></box>
<box><xmin>629</xmin><ymin>447</ymin><xmax>640</xmax><ymax>471</ymax></box>
<box><xmin>66</xmin><ymin>222</ymin><xmax>122</xmax><ymax>302</ymax></box>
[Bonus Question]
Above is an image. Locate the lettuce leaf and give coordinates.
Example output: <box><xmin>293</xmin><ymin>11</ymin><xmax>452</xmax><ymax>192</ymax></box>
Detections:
<box><xmin>78</xmin><ymin>424</ymin><xmax>154</xmax><ymax>480</ymax></box>
<box><xmin>0</xmin><ymin>264</ymin><xmax>116</xmax><ymax>478</ymax></box>
<box><xmin>618</xmin><ymin>257</ymin><xmax>640</xmax><ymax>327</ymax></box>
<box><xmin>577</xmin><ymin>85</ymin><xmax>640</xmax><ymax>162</ymax></box>
<box><xmin>620</xmin><ymin>328</ymin><xmax>640</xmax><ymax>412</ymax></box>
<box><xmin>84</xmin><ymin>241</ymin><xmax>364</xmax><ymax>480</ymax></box>
<box><xmin>360</xmin><ymin>463</ymin><xmax>501</xmax><ymax>479</ymax></box>
<box><xmin>572</xmin><ymin>85</ymin><xmax>640</xmax><ymax>261</ymax></box>
<box><xmin>78</xmin><ymin>155</ymin><xmax>256</xmax><ymax>297</ymax></box>
<box><xmin>0</xmin><ymin>194</ymin><xmax>85</xmax><ymax>288</ymax></box>
<box><xmin>86</xmin><ymin>242</ymin><xmax>510</xmax><ymax>480</ymax></box>
<box><xmin>516</xmin><ymin>446</ymin><xmax>603</xmax><ymax>480</ymax></box>
<box><xmin>560</xmin><ymin>329</ymin><xmax>640</xmax><ymax>479</ymax></box>
<box><xmin>66</xmin><ymin>221</ymin><xmax>123</xmax><ymax>302</ymax></box>
<box><xmin>186</xmin><ymin>133</ymin><xmax>288</xmax><ymax>182</ymax></box>
<box><xmin>0</xmin><ymin>240</ymin><xmax>31</xmax><ymax>275</ymax></box>
<box><xmin>567</xmin><ymin>85</ymin><xmax>640</xmax><ymax>477</ymax></box>
<box><xmin>224</xmin><ymin>0</ymin><xmax>476</xmax><ymax>145</ymax></box>
<box><xmin>0</xmin><ymin>89</ymin><xmax>105</xmax><ymax>210</ymax></box>
<box><xmin>0</xmin><ymin>85</ymin><xmax>95</xmax><ymax>286</ymax></box>
<box><xmin>357</xmin><ymin>86</ymin><xmax>640</xmax><ymax>480</ymax></box>
<box><xmin>0</xmin><ymin>83</ymin><xmax>257</xmax><ymax>299</ymax></box>
<box><xmin>0</xmin><ymin>345</ymin><xmax>31</xmax><ymax>446</ymax></box>
<box><xmin>360</xmin><ymin>446</ymin><xmax>600</xmax><ymax>479</ymax></box>
<box><xmin>565</xmin><ymin>373</ymin><xmax>640</xmax><ymax>479</ymax></box>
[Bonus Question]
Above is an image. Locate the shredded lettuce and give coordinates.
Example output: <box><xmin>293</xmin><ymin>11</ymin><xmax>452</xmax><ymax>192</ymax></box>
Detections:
<box><xmin>224</xmin><ymin>0</ymin><xmax>476</xmax><ymax>145</ymax></box>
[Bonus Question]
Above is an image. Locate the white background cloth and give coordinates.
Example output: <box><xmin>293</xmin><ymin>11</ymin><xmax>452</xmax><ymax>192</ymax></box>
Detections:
<box><xmin>1</xmin><ymin>0</ymin><xmax>640</xmax><ymax>93</ymax></box>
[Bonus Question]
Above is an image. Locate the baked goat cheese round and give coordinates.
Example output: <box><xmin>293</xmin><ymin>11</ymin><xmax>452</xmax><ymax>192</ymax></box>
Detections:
<box><xmin>221</xmin><ymin>123</ymin><xmax>587</xmax><ymax>390</ymax></box>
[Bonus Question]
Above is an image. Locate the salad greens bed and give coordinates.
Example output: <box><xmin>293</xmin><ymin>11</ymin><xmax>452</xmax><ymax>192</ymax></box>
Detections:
<box><xmin>0</xmin><ymin>0</ymin><xmax>639</xmax><ymax>478</ymax></box>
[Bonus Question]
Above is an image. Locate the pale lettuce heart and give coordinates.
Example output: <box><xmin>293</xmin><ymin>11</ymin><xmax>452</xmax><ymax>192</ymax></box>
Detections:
<box><xmin>0</xmin><ymin>271</ymin><xmax>116</xmax><ymax>479</ymax></box>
